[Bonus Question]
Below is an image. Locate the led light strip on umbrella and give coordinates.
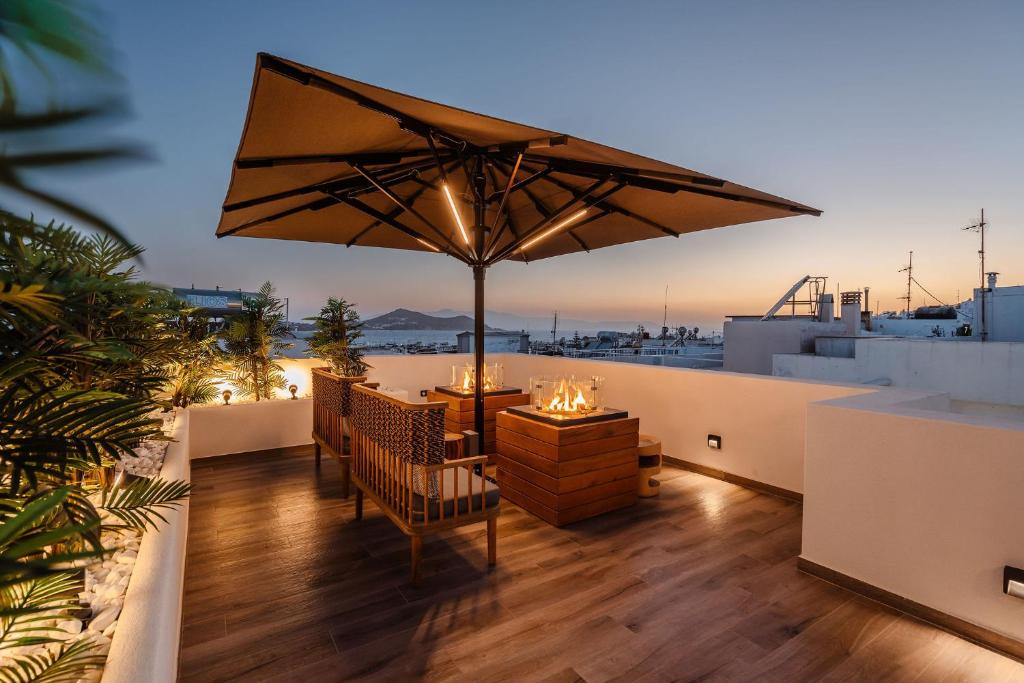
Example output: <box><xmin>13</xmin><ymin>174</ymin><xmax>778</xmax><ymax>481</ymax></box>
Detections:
<box><xmin>441</xmin><ymin>183</ymin><xmax>470</xmax><ymax>244</ymax></box>
<box><xmin>520</xmin><ymin>209</ymin><xmax>589</xmax><ymax>252</ymax></box>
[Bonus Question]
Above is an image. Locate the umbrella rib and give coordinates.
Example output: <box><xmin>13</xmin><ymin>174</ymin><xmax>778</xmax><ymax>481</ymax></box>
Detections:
<box><xmin>222</xmin><ymin>156</ymin><xmax>443</xmax><ymax>213</ymax></box>
<box><xmin>525</xmin><ymin>156</ymin><xmax>819</xmax><ymax>216</ymax></box>
<box><xmin>218</xmin><ymin>196</ymin><xmax>338</xmax><ymax>238</ymax></box>
<box><xmin>487</xmin><ymin>150</ymin><xmax>520</xmax><ymax>233</ymax></box>
<box><xmin>235</xmin><ymin>150</ymin><xmax>434</xmax><ymax>169</ymax></box>
<box><xmin>345</xmin><ymin>169</ymin><xmax>445</xmax><ymax>247</ymax></box>
<box><xmin>351</xmin><ymin>163</ymin><xmax>468</xmax><ymax>258</ymax></box>
<box><xmin>483</xmin><ymin>161</ymin><xmax>519</xmax><ymax>258</ymax></box>
<box><xmin>337</xmin><ymin>195</ymin><xmax>464</xmax><ymax>262</ymax></box>
<box><xmin>521</xmin><ymin>153</ymin><xmax>727</xmax><ymax>188</ymax></box>
<box><xmin>487</xmin><ymin>179</ymin><xmax>619</xmax><ymax>264</ymax></box>
<box><xmin>520</xmin><ymin>163</ymin><xmax>681</xmax><ymax>238</ymax></box>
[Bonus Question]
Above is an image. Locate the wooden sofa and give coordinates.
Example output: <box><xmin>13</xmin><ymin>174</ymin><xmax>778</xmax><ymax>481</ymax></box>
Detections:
<box><xmin>348</xmin><ymin>383</ymin><xmax>500</xmax><ymax>584</ymax></box>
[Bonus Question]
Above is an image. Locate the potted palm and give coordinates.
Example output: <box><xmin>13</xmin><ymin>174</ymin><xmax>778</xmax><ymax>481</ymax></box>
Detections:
<box><xmin>305</xmin><ymin>297</ymin><xmax>369</xmax><ymax>378</ymax></box>
<box><xmin>220</xmin><ymin>281</ymin><xmax>293</xmax><ymax>402</ymax></box>
<box><xmin>305</xmin><ymin>298</ymin><xmax>369</xmax><ymax>488</ymax></box>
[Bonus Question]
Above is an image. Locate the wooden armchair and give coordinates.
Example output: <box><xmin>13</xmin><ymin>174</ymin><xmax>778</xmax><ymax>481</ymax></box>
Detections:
<box><xmin>349</xmin><ymin>384</ymin><xmax>500</xmax><ymax>584</ymax></box>
<box><xmin>311</xmin><ymin>367</ymin><xmax>371</xmax><ymax>497</ymax></box>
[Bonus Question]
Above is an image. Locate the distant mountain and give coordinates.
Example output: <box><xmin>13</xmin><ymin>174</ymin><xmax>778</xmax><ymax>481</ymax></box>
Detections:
<box><xmin>363</xmin><ymin>308</ymin><xmax>497</xmax><ymax>331</ymax></box>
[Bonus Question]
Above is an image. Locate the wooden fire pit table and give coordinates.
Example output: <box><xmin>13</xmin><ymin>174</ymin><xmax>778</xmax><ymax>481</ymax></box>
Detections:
<box><xmin>426</xmin><ymin>387</ymin><xmax>530</xmax><ymax>459</ymax></box>
<box><xmin>495</xmin><ymin>409</ymin><xmax>639</xmax><ymax>526</ymax></box>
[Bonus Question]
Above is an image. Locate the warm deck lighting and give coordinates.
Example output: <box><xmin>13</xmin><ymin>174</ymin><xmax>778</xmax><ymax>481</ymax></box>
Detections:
<box><xmin>442</xmin><ymin>183</ymin><xmax>470</xmax><ymax>244</ymax></box>
<box><xmin>519</xmin><ymin>208</ymin><xmax>589</xmax><ymax>252</ymax></box>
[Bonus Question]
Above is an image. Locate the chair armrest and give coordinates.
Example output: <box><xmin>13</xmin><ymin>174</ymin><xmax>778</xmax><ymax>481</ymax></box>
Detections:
<box><xmin>426</xmin><ymin>455</ymin><xmax>488</xmax><ymax>472</ymax></box>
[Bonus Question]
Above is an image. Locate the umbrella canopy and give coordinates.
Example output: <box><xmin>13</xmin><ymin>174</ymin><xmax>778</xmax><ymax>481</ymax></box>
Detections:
<box><xmin>216</xmin><ymin>53</ymin><xmax>821</xmax><ymax>446</ymax></box>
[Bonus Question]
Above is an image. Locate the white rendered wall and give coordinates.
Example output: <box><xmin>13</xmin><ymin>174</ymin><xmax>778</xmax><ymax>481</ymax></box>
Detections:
<box><xmin>102</xmin><ymin>411</ymin><xmax>190</xmax><ymax>683</ymax></box>
<box><xmin>802</xmin><ymin>391</ymin><xmax>1024</xmax><ymax>643</ymax></box>
<box><xmin>773</xmin><ymin>338</ymin><xmax>1024</xmax><ymax>405</ymax></box>
<box><xmin>496</xmin><ymin>354</ymin><xmax>869</xmax><ymax>494</ymax></box>
<box><xmin>723</xmin><ymin>319</ymin><xmax>847</xmax><ymax>374</ymax></box>
<box><xmin>188</xmin><ymin>399</ymin><xmax>313</xmax><ymax>459</ymax></box>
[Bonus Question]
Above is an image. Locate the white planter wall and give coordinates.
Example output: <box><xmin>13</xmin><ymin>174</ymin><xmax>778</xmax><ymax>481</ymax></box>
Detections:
<box><xmin>102</xmin><ymin>411</ymin><xmax>190</xmax><ymax>683</ymax></box>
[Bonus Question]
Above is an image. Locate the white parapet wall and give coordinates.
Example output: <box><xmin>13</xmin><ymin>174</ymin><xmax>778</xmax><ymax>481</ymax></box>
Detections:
<box><xmin>494</xmin><ymin>353</ymin><xmax>870</xmax><ymax>494</ymax></box>
<box><xmin>802</xmin><ymin>390</ymin><xmax>1024</xmax><ymax>645</ymax></box>
<box><xmin>207</xmin><ymin>353</ymin><xmax>871</xmax><ymax>494</ymax></box>
<box><xmin>102</xmin><ymin>411</ymin><xmax>190</xmax><ymax>683</ymax></box>
<box><xmin>774</xmin><ymin>338</ymin><xmax>1024</xmax><ymax>406</ymax></box>
<box><xmin>188</xmin><ymin>398</ymin><xmax>313</xmax><ymax>459</ymax></box>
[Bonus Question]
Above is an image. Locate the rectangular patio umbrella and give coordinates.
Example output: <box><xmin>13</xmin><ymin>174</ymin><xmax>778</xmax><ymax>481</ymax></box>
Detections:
<box><xmin>217</xmin><ymin>53</ymin><xmax>821</xmax><ymax>448</ymax></box>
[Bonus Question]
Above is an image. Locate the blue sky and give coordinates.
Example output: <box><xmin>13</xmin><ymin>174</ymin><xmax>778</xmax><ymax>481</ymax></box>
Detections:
<box><xmin>38</xmin><ymin>1</ymin><xmax>1024</xmax><ymax>326</ymax></box>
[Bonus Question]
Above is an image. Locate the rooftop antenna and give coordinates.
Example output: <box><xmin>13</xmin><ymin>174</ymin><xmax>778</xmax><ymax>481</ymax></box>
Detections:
<box><xmin>662</xmin><ymin>285</ymin><xmax>669</xmax><ymax>347</ymax></box>
<box><xmin>963</xmin><ymin>209</ymin><xmax>988</xmax><ymax>340</ymax></box>
<box><xmin>898</xmin><ymin>251</ymin><xmax>913</xmax><ymax>315</ymax></box>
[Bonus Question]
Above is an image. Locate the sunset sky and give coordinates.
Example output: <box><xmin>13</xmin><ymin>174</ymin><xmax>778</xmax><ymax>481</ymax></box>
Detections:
<box><xmin>41</xmin><ymin>1</ymin><xmax>1024</xmax><ymax>328</ymax></box>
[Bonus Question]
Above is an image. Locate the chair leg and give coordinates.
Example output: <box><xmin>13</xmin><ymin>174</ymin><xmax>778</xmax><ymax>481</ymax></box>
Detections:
<box><xmin>354</xmin><ymin>488</ymin><xmax>363</xmax><ymax>521</ymax></box>
<box><xmin>410</xmin><ymin>536</ymin><xmax>422</xmax><ymax>586</ymax></box>
<box><xmin>487</xmin><ymin>517</ymin><xmax>497</xmax><ymax>567</ymax></box>
<box><xmin>340</xmin><ymin>457</ymin><xmax>351</xmax><ymax>499</ymax></box>
<box><xmin>314</xmin><ymin>441</ymin><xmax>321</xmax><ymax>467</ymax></box>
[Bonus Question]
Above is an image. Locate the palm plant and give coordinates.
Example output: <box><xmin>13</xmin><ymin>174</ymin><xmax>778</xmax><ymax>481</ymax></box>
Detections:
<box><xmin>305</xmin><ymin>297</ymin><xmax>369</xmax><ymax>377</ymax></box>
<box><xmin>163</xmin><ymin>302</ymin><xmax>221</xmax><ymax>408</ymax></box>
<box><xmin>0</xmin><ymin>4</ymin><xmax>188</xmax><ymax>679</ymax></box>
<box><xmin>221</xmin><ymin>281</ymin><xmax>293</xmax><ymax>401</ymax></box>
<box><xmin>0</xmin><ymin>215</ymin><xmax>191</xmax><ymax>679</ymax></box>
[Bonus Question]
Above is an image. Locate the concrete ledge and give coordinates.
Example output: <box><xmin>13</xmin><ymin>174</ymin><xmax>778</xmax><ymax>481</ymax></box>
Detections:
<box><xmin>798</xmin><ymin>557</ymin><xmax>1024</xmax><ymax>664</ymax></box>
<box><xmin>102</xmin><ymin>411</ymin><xmax>190</xmax><ymax>683</ymax></box>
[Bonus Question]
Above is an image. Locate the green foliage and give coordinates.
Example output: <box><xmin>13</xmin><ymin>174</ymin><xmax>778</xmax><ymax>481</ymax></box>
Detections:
<box><xmin>165</xmin><ymin>304</ymin><xmax>221</xmax><ymax>408</ymax></box>
<box><xmin>220</xmin><ymin>281</ymin><xmax>293</xmax><ymax>401</ymax></box>
<box><xmin>0</xmin><ymin>637</ymin><xmax>105</xmax><ymax>683</ymax></box>
<box><xmin>0</xmin><ymin>489</ymin><xmax>100</xmax><ymax>590</ymax></box>
<box><xmin>305</xmin><ymin>297</ymin><xmax>369</xmax><ymax>377</ymax></box>
<box><xmin>100</xmin><ymin>477</ymin><xmax>191</xmax><ymax>531</ymax></box>
<box><xmin>0</xmin><ymin>572</ymin><xmax>80</xmax><ymax>650</ymax></box>
<box><xmin>0</xmin><ymin>217</ymin><xmax>190</xmax><ymax>675</ymax></box>
<box><xmin>0</xmin><ymin>4</ymin><xmax>186</xmax><ymax>678</ymax></box>
<box><xmin>0</xmin><ymin>0</ymin><xmax>111</xmax><ymax>111</ymax></box>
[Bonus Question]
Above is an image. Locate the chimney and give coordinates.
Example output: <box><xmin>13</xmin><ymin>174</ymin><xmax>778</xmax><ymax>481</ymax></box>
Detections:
<box><xmin>841</xmin><ymin>291</ymin><xmax>862</xmax><ymax>335</ymax></box>
<box><xmin>817</xmin><ymin>292</ymin><xmax>834</xmax><ymax>322</ymax></box>
<box><xmin>987</xmin><ymin>272</ymin><xmax>999</xmax><ymax>290</ymax></box>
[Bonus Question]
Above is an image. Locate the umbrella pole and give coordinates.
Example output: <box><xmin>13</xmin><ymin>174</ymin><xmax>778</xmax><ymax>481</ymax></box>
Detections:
<box><xmin>473</xmin><ymin>265</ymin><xmax>486</xmax><ymax>457</ymax></box>
<box><xmin>472</xmin><ymin>155</ymin><xmax>487</xmax><ymax>460</ymax></box>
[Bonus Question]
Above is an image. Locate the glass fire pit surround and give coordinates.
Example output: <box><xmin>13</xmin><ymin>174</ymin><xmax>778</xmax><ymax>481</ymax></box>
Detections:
<box><xmin>433</xmin><ymin>363</ymin><xmax>522</xmax><ymax>397</ymax></box>
<box><xmin>507</xmin><ymin>374</ymin><xmax>628</xmax><ymax>426</ymax></box>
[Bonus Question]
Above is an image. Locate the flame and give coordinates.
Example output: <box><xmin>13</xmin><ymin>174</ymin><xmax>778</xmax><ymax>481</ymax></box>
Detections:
<box><xmin>545</xmin><ymin>378</ymin><xmax>592</xmax><ymax>414</ymax></box>
<box><xmin>456</xmin><ymin>368</ymin><xmax>497</xmax><ymax>393</ymax></box>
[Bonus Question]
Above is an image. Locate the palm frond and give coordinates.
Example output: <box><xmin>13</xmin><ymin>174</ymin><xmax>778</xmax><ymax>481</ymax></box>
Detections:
<box><xmin>0</xmin><ymin>386</ymin><xmax>161</xmax><ymax>489</ymax></box>
<box><xmin>0</xmin><ymin>637</ymin><xmax>105</xmax><ymax>683</ymax></box>
<box><xmin>0</xmin><ymin>572</ymin><xmax>79</xmax><ymax>650</ymax></box>
<box><xmin>0</xmin><ymin>283</ymin><xmax>61</xmax><ymax>324</ymax></box>
<box><xmin>0</xmin><ymin>488</ymin><xmax>101</xmax><ymax>589</ymax></box>
<box><xmin>100</xmin><ymin>477</ymin><xmax>190</xmax><ymax>531</ymax></box>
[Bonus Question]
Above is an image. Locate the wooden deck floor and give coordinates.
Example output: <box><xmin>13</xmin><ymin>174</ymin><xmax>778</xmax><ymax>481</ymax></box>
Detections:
<box><xmin>180</xmin><ymin>448</ymin><xmax>1024</xmax><ymax>682</ymax></box>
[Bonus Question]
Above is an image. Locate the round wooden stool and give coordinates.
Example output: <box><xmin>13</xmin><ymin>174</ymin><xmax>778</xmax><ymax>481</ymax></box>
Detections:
<box><xmin>444</xmin><ymin>432</ymin><xmax>465</xmax><ymax>461</ymax></box>
<box><xmin>637</xmin><ymin>434</ymin><xmax>662</xmax><ymax>498</ymax></box>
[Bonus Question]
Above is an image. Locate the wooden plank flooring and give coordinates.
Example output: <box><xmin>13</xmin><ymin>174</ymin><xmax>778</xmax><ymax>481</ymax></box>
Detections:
<box><xmin>180</xmin><ymin>448</ymin><xmax>1024</xmax><ymax>682</ymax></box>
